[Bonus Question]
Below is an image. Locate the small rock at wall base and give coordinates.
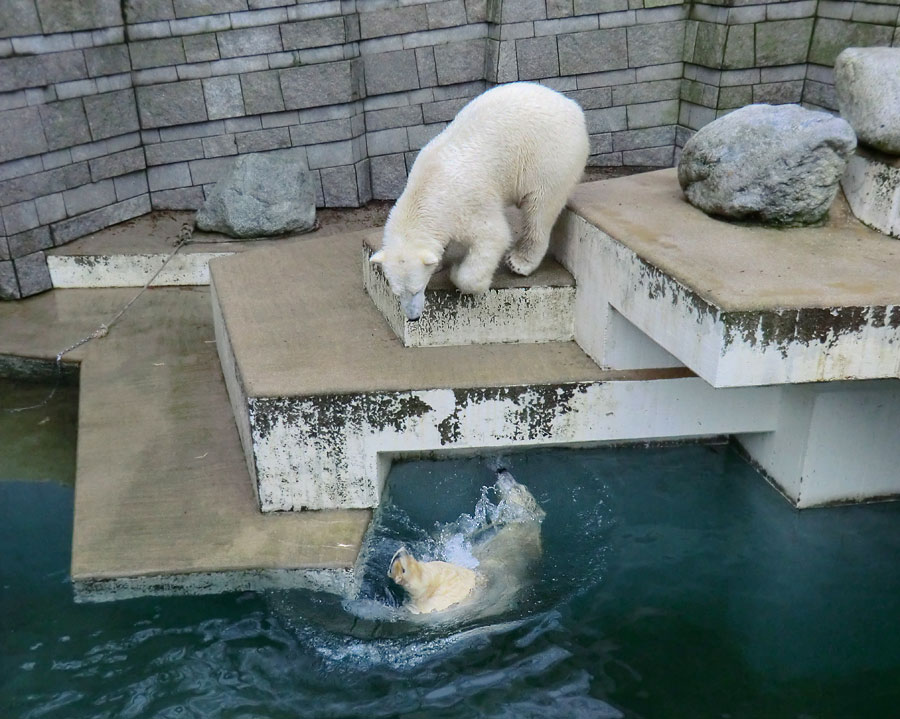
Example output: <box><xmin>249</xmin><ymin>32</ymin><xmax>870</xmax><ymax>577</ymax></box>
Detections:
<box><xmin>194</xmin><ymin>150</ymin><xmax>316</xmax><ymax>239</ymax></box>
<box><xmin>835</xmin><ymin>47</ymin><xmax>900</xmax><ymax>156</ymax></box>
<box><xmin>677</xmin><ymin>103</ymin><xmax>857</xmax><ymax>226</ymax></box>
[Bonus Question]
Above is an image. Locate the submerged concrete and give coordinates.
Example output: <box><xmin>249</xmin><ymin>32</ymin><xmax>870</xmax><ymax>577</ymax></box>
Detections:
<box><xmin>0</xmin><ymin>287</ymin><xmax>369</xmax><ymax>601</ymax></box>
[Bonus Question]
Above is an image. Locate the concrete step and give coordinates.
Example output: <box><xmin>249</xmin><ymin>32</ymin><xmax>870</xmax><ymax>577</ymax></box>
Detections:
<box><xmin>209</xmin><ymin>228</ymin><xmax>781</xmax><ymax>512</ymax></box>
<box><xmin>362</xmin><ymin>234</ymin><xmax>576</xmax><ymax>347</ymax></box>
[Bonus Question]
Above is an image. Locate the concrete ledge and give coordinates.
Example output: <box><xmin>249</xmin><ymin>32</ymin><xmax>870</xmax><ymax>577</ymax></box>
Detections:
<box><xmin>841</xmin><ymin>148</ymin><xmax>900</xmax><ymax>239</ymax></box>
<box><xmin>561</xmin><ymin>169</ymin><xmax>900</xmax><ymax>387</ymax></box>
<box><xmin>362</xmin><ymin>235</ymin><xmax>576</xmax><ymax>347</ymax></box>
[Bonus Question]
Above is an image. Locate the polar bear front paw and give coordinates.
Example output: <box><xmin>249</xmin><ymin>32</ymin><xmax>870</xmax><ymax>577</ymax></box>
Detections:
<box><xmin>505</xmin><ymin>250</ymin><xmax>540</xmax><ymax>276</ymax></box>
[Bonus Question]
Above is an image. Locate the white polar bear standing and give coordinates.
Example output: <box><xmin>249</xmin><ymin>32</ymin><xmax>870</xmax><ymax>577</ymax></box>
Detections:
<box><xmin>370</xmin><ymin>82</ymin><xmax>590</xmax><ymax>320</ymax></box>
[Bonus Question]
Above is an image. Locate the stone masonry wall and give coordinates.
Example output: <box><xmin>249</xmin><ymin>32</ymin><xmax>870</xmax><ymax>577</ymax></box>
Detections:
<box><xmin>1</xmin><ymin>0</ymin><xmax>898</xmax><ymax>299</ymax></box>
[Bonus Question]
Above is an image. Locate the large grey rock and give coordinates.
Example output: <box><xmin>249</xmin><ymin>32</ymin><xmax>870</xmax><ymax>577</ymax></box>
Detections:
<box><xmin>195</xmin><ymin>151</ymin><xmax>316</xmax><ymax>239</ymax></box>
<box><xmin>678</xmin><ymin>104</ymin><xmax>856</xmax><ymax>226</ymax></box>
<box><xmin>835</xmin><ymin>47</ymin><xmax>900</xmax><ymax>156</ymax></box>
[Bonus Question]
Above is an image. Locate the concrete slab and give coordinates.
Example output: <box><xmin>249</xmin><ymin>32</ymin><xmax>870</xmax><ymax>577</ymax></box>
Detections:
<box><xmin>561</xmin><ymin>169</ymin><xmax>900</xmax><ymax>386</ymax></box>
<box><xmin>209</xmin><ymin>229</ymin><xmax>782</xmax><ymax>511</ymax></box>
<box><xmin>47</xmin><ymin>204</ymin><xmax>392</xmax><ymax>288</ymax></box>
<box><xmin>0</xmin><ymin>287</ymin><xmax>370</xmax><ymax>601</ymax></box>
<box><xmin>841</xmin><ymin>148</ymin><xmax>900</xmax><ymax>239</ymax></box>
<box><xmin>362</xmin><ymin>234</ymin><xmax>576</xmax><ymax>347</ymax></box>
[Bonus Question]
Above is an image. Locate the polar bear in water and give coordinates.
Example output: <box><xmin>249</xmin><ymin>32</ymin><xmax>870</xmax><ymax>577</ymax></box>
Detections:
<box><xmin>388</xmin><ymin>470</ymin><xmax>545</xmax><ymax>616</ymax></box>
<box><xmin>370</xmin><ymin>81</ymin><xmax>589</xmax><ymax>320</ymax></box>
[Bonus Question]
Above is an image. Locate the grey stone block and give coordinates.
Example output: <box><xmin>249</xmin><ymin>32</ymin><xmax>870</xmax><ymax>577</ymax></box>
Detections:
<box><xmin>612</xmin><ymin>125</ymin><xmax>675</xmax><ymax>151</ymax></box>
<box><xmin>367</xmin><ymin>127</ymin><xmax>409</xmax><ymax>156</ymax></box>
<box><xmin>235</xmin><ymin>127</ymin><xmax>291</xmax><ymax>153</ymax></box>
<box><xmin>174</xmin><ymin>0</ymin><xmax>247</xmax><ymax>19</ymax></box>
<box><xmin>0</xmin><ymin>51</ymin><xmax>88</xmax><ymax>94</ymax></box>
<box><xmin>84</xmin><ymin>89</ymin><xmax>141</xmax><ymax>140</ymax></box>
<box><xmin>366</xmin><ymin>105</ymin><xmax>423</xmax><ymax>132</ymax></box>
<box><xmin>281</xmin><ymin>17</ymin><xmax>345</xmax><ymax>50</ymax></box>
<box><xmin>321</xmin><ymin>164</ymin><xmax>358</xmax><ymax>207</ymax></box>
<box><xmin>51</xmin><ymin>195</ymin><xmax>150</xmax><ymax>244</ymax></box>
<box><xmin>148</xmin><ymin>162</ymin><xmax>192</xmax><ymax>191</ymax></box>
<box><xmin>8</xmin><ymin>226</ymin><xmax>52</xmax><ymax>258</ymax></box>
<box><xmin>558</xmin><ymin>29</ymin><xmax>628</xmax><ymax>76</ymax></box>
<box><xmin>218</xmin><ymin>26</ymin><xmax>283</xmax><ymax>59</ymax></box>
<box><xmin>183</xmin><ymin>33</ymin><xmax>220</xmax><ymax>63</ymax></box>
<box><xmin>137</xmin><ymin>81</ymin><xmax>208</xmax><ymax>129</ymax></box>
<box><xmin>575</xmin><ymin>0</ymin><xmax>628</xmax><ymax>13</ymax></box>
<box><xmin>407</xmin><ymin>122</ymin><xmax>445</xmax><ymax>150</ymax></box>
<box><xmin>364</xmin><ymin>50</ymin><xmax>420</xmax><ymax>96</ymax></box>
<box><xmin>547</xmin><ymin>0</ymin><xmax>574</xmax><ymax>19</ymax></box>
<box><xmin>497</xmin><ymin>40</ymin><xmax>518</xmax><ymax>83</ymax></box>
<box><xmin>722</xmin><ymin>23</ymin><xmax>754</xmax><ymax>70</ymax></box>
<box><xmin>465</xmin><ymin>0</ymin><xmax>488</xmax><ymax>23</ymax></box>
<box><xmin>355</xmin><ymin>158</ymin><xmax>372</xmax><ymax>204</ymax></box>
<box><xmin>202</xmin><ymin>134</ymin><xmax>238</xmax><ymax>158</ymax></box>
<box><xmin>282</xmin><ymin>61</ymin><xmax>357</xmax><ymax>110</ymax></box>
<box><xmin>224</xmin><ymin>117</ymin><xmax>260</xmax><ymax>134</ymax></box>
<box><xmin>627</xmin><ymin>21</ymin><xmax>684</xmax><ymax>68</ymax></box>
<box><xmin>718</xmin><ymin>84</ymin><xmax>752</xmax><ymax>110</ymax></box>
<box><xmin>145</xmin><ymin>138</ymin><xmax>204</xmax><ymax>165</ymax></box>
<box><xmin>416</xmin><ymin>46</ymin><xmax>438</xmax><ymax>87</ymax></box>
<box><xmin>623</xmin><ymin>145</ymin><xmax>673</xmax><ymax>166</ymax></box>
<box><xmin>130</xmin><ymin>38</ymin><xmax>186</xmax><ymax>70</ymax></box>
<box><xmin>13</xmin><ymin>250</ymin><xmax>51</xmax><ymax>297</ymax></box>
<box><xmin>290</xmin><ymin>118</ymin><xmax>353</xmax><ymax>145</ymax></box>
<box><xmin>0</xmin><ymin>260</ymin><xmax>19</xmax><ymax>299</ymax></box>
<box><xmin>149</xmin><ymin>186</ymin><xmax>202</xmax><ymax>209</ymax></box>
<box><xmin>612</xmin><ymin>79</ymin><xmax>679</xmax><ymax>105</ymax></box>
<box><xmin>306</xmin><ymin>139</ymin><xmax>355</xmax><ymax>169</ymax></box>
<box><xmin>3</xmin><ymin>200</ymin><xmax>39</xmax><ymax>236</ymax></box>
<box><xmin>361</xmin><ymin>5</ymin><xmax>428</xmax><ymax>40</ymax></box>
<box><xmin>63</xmin><ymin>179</ymin><xmax>117</xmax><ymax>217</ymax></box>
<box><xmin>752</xmin><ymin>80</ymin><xmax>803</xmax><ymax>105</ymax></box>
<box><xmin>565</xmin><ymin>87</ymin><xmax>613</xmax><ymax>110</ymax></box>
<box><xmin>589</xmin><ymin>132</ymin><xmax>612</xmax><ymax>155</ymax></box>
<box><xmin>125</xmin><ymin>0</ymin><xmax>176</xmax><ymax>24</ymax></box>
<box><xmin>85</xmin><ymin>44</ymin><xmax>132</xmax><ymax>77</ymax></box>
<box><xmin>809</xmin><ymin>18</ymin><xmax>895</xmax><ymax>68</ymax></box>
<box><xmin>370</xmin><ymin>152</ymin><xmax>407</xmax><ymax>200</ymax></box>
<box><xmin>0</xmin><ymin>236</ymin><xmax>7</xmax><ymax>262</ymax></box>
<box><xmin>584</xmin><ymin>105</ymin><xmax>627</xmax><ymax>133</ymax></box>
<box><xmin>434</xmin><ymin>39</ymin><xmax>485</xmax><ymax>85</ymax></box>
<box><xmin>240</xmin><ymin>70</ymin><xmax>285</xmax><ymax>115</ymax></box>
<box><xmin>427</xmin><ymin>0</ymin><xmax>467</xmax><ymax>30</ymax></box>
<box><xmin>187</xmin><ymin>156</ymin><xmax>231</xmax><ymax>185</ymax></box>
<box><xmin>0</xmin><ymin>107</ymin><xmax>48</xmax><ymax>163</ymax></box>
<box><xmin>756</xmin><ymin>19</ymin><xmax>814</xmax><ymax>67</ymax></box>
<box><xmin>203</xmin><ymin>76</ymin><xmax>245</xmax><ymax>120</ymax></box>
<box><xmin>35</xmin><ymin>0</ymin><xmax>122</xmax><ymax>33</ymax></box>
<box><xmin>516</xmin><ymin>36</ymin><xmax>559</xmax><ymax>80</ymax></box>
<box><xmin>89</xmin><ymin>148</ymin><xmax>147</xmax><ymax>181</ymax></box>
<box><xmin>422</xmin><ymin>96</ymin><xmax>470</xmax><ymax>124</ymax></box>
<box><xmin>534</xmin><ymin>15</ymin><xmax>598</xmax><ymax>38</ymax></box>
<box><xmin>0</xmin><ymin>162</ymin><xmax>90</xmax><ymax>208</ymax></box>
<box><xmin>0</xmin><ymin>0</ymin><xmax>41</xmax><ymax>40</ymax></box>
<box><xmin>114</xmin><ymin>171</ymin><xmax>150</xmax><ymax>201</ymax></box>
<box><xmin>39</xmin><ymin>99</ymin><xmax>91</xmax><ymax>152</ymax></box>
<box><xmin>35</xmin><ymin>193</ymin><xmax>67</xmax><ymax>225</ymax></box>
<box><xmin>626</xmin><ymin>99</ymin><xmax>678</xmax><ymax>129</ymax></box>
<box><xmin>501</xmin><ymin>0</ymin><xmax>545</xmax><ymax>22</ymax></box>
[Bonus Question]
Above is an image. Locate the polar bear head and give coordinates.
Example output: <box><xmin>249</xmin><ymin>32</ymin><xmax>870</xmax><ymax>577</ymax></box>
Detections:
<box><xmin>387</xmin><ymin>546</ymin><xmax>422</xmax><ymax>588</ymax></box>
<box><xmin>370</xmin><ymin>244</ymin><xmax>440</xmax><ymax>321</ymax></box>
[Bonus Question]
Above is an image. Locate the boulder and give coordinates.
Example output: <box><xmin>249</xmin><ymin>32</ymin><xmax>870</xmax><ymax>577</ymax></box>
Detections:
<box><xmin>677</xmin><ymin>104</ymin><xmax>857</xmax><ymax>226</ymax></box>
<box><xmin>835</xmin><ymin>47</ymin><xmax>900</xmax><ymax>156</ymax></box>
<box><xmin>195</xmin><ymin>150</ymin><xmax>316</xmax><ymax>238</ymax></box>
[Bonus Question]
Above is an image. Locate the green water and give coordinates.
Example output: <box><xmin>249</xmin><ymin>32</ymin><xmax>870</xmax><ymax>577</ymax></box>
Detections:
<box><xmin>2</xmin><ymin>379</ymin><xmax>900</xmax><ymax>718</ymax></box>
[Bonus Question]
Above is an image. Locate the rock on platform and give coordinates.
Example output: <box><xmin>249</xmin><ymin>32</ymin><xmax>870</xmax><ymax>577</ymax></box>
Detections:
<box><xmin>841</xmin><ymin>148</ymin><xmax>900</xmax><ymax>239</ymax></box>
<box><xmin>835</xmin><ymin>47</ymin><xmax>900</xmax><ymax>156</ymax></box>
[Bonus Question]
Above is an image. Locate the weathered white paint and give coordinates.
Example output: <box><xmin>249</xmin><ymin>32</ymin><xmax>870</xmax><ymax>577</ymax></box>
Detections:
<box><xmin>841</xmin><ymin>151</ymin><xmax>900</xmax><ymax>239</ymax></box>
<box><xmin>246</xmin><ymin>378</ymin><xmax>780</xmax><ymax>511</ymax></box>
<box><xmin>48</xmin><ymin>251</ymin><xmax>233</xmax><ymax>288</ymax></box>
<box><xmin>363</xmin><ymin>245</ymin><xmax>576</xmax><ymax>347</ymax></box>
<box><xmin>737</xmin><ymin>380</ymin><xmax>900</xmax><ymax>507</ymax></box>
<box><xmin>552</xmin><ymin>212</ymin><xmax>900</xmax><ymax>387</ymax></box>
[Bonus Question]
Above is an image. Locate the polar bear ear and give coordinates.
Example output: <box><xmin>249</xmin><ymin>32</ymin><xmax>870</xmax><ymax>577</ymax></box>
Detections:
<box><xmin>420</xmin><ymin>250</ymin><xmax>440</xmax><ymax>267</ymax></box>
<box><xmin>370</xmin><ymin>249</ymin><xmax>386</xmax><ymax>264</ymax></box>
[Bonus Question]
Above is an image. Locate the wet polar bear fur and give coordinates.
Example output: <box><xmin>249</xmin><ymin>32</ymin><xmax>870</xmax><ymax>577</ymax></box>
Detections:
<box><xmin>370</xmin><ymin>82</ymin><xmax>589</xmax><ymax>320</ymax></box>
<box><xmin>388</xmin><ymin>470</ymin><xmax>546</xmax><ymax>616</ymax></box>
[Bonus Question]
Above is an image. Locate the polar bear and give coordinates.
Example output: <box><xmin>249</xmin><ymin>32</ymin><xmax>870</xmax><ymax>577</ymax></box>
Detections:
<box><xmin>370</xmin><ymin>82</ymin><xmax>590</xmax><ymax>320</ymax></box>
<box><xmin>387</xmin><ymin>470</ymin><xmax>545</xmax><ymax>616</ymax></box>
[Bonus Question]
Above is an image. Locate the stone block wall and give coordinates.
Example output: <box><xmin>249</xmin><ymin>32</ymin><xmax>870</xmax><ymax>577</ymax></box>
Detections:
<box><xmin>1</xmin><ymin>0</ymin><xmax>899</xmax><ymax>298</ymax></box>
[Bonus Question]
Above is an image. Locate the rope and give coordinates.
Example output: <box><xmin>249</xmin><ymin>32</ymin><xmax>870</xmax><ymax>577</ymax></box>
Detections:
<box><xmin>3</xmin><ymin>223</ymin><xmax>194</xmax><ymax>414</ymax></box>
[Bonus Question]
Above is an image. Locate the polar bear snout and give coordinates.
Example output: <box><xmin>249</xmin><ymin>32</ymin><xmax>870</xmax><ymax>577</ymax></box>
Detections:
<box><xmin>400</xmin><ymin>289</ymin><xmax>425</xmax><ymax>321</ymax></box>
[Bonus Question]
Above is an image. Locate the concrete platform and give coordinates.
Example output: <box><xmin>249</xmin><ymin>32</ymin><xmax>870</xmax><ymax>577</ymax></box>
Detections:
<box><xmin>362</xmin><ymin>234</ymin><xmax>576</xmax><ymax>347</ymax></box>
<box><xmin>210</xmin><ymin>228</ymin><xmax>781</xmax><ymax>511</ymax></box>
<box><xmin>559</xmin><ymin>168</ymin><xmax>900</xmax><ymax>387</ymax></box>
<box><xmin>0</xmin><ymin>286</ymin><xmax>370</xmax><ymax>601</ymax></box>
<box><xmin>841</xmin><ymin>147</ymin><xmax>900</xmax><ymax>239</ymax></box>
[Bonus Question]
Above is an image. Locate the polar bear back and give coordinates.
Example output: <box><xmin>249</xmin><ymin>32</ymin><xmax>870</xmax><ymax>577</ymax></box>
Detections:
<box><xmin>410</xmin><ymin>82</ymin><xmax>589</xmax><ymax>206</ymax></box>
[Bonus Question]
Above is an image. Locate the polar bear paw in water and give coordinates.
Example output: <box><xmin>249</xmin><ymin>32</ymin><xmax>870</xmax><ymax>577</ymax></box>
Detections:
<box><xmin>388</xmin><ymin>471</ymin><xmax>545</xmax><ymax>616</ymax></box>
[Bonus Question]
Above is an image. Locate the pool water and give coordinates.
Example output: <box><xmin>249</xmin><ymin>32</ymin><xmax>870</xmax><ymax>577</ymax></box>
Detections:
<box><xmin>2</xmin><ymin>378</ymin><xmax>900</xmax><ymax>718</ymax></box>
